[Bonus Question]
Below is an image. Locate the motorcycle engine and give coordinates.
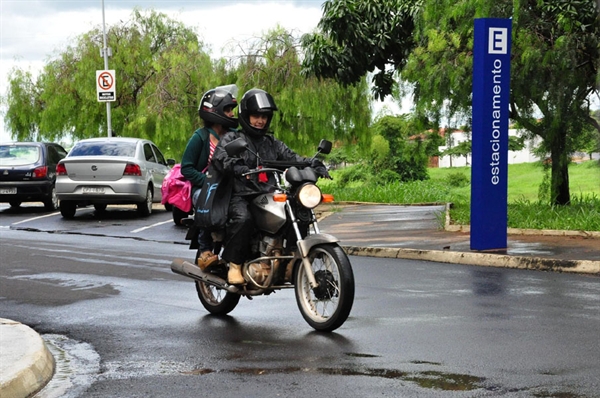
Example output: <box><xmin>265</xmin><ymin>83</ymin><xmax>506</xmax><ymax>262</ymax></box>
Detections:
<box><xmin>247</xmin><ymin>261</ymin><xmax>271</xmax><ymax>286</ymax></box>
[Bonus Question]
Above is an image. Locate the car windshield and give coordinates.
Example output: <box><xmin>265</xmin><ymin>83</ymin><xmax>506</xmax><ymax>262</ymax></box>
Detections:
<box><xmin>0</xmin><ymin>145</ymin><xmax>41</xmax><ymax>166</ymax></box>
<box><xmin>69</xmin><ymin>141</ymin><xmax>137</xmax><ymax>157</ymax></box>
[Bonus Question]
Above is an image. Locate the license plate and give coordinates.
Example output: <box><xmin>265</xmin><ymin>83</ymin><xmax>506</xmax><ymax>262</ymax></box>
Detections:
<box><xmin>82</xmin><ymin>187</ymin><xmax>105</xmax><ymax>194</ymax></box>
<box><xmin>0</xmin><ymin>187</ymin><xmax>17</xmax><ymax>195</ymax></box>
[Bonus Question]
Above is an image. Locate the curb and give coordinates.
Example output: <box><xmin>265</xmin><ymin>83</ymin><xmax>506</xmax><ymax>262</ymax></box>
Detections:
<box><xmin>0</xmin><ymin>319</ymin><xmax>55</xmax><ymax>398</ymax></box>
<box><xmin>342</xmin><ymin>245</ymin><xmax>600</xmax><ymax>275</ymax></box>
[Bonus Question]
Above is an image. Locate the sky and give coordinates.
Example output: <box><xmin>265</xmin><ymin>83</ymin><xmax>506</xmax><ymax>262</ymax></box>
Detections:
<box><xmin>1</xmin><ymin>0</ymin><xmax>405</xmax><ymax>143</ymax></box>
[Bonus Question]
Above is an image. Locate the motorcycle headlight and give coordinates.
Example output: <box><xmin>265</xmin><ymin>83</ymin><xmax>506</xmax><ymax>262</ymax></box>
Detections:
<box><xmin>297</xmin><ymin>183</ymin><xmax>322</xmax><ymax>209</ymax></box>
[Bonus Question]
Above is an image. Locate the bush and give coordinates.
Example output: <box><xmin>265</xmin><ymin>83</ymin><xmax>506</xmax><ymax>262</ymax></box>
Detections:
<box><xmin>373</xmin><ymin>169</ymin><xmax>400</xmax><ymax>184</ymax></box>
<box><xmin>335</xmin><ymin>164</ymin><xmax>371</xmax><ymax>186</ymax></box>
<box><xmin>445</xmin><ymin>172</ymin><xmax>470</xmax><ymax>187</ymax></box>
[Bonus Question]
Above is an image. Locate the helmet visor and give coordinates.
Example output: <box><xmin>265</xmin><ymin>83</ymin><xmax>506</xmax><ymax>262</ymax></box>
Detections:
<box><xmin>246</xmin><ymin>92</ymin><xmax>277</xmax><ymax>112</ymax></box>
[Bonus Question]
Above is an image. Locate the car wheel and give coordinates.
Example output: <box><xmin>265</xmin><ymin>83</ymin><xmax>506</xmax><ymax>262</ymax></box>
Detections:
<box><xmin>60</xmin><ymin>200</ymin><xmax>77</xmax><ymax>219</ymax></box>
<box><xmin>137</xmin><ymin>186</ymin><xmax>153</xmax><ymax>216</ymax></box>
<box><xmin>9</xmin><ymin>201</ymin><xmax>21</xmax><ymax>208</ymax></box>
<box><xmin>164</xmin><ymin>203</ymin><xmax>173</xmax><ymax>211</ymax></box>
<box><xmin>43</xmin><ymin>185</ymin><xmax>59</xmax><ymax>211</ymax></box>
<box><xmin>93</xmin><ymin>203</ymin><xmax>107</xmax><ymax>212</ymax></box>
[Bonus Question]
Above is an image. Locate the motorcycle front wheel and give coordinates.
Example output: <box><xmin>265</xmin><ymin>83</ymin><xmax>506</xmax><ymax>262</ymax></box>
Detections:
<box><xmin>295</xmin><ymin>243</ymin><xmax>355</xmax><ymax>332</ymax></box>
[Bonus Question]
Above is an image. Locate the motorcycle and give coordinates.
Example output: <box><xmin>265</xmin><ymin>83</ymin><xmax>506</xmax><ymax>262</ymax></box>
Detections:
<box><xmin>171</xmin><ymin>138</ymin><xmax>355</xmax><ymax>332</ymax></box>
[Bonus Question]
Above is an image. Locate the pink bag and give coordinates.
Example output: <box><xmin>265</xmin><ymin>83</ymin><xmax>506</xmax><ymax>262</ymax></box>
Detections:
<box><xmin>161</xmin><ymin>164</ymin><xmax>192</xmax><ymax>212</ymax></box>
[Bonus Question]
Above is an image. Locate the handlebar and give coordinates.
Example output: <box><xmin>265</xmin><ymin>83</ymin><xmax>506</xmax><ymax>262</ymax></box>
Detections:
<box><xmin>240</xmin><ymin>167</ymin><xmax>284</xmax><ymax>177</ymax></box>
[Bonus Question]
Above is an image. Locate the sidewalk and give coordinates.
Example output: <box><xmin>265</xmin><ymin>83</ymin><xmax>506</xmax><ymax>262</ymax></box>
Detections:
<box><xmin>0</xmin><ymin>319</ymin><xmax>55</xmax><ymax>398</ymax></box>
<box><xmin>2</xmin><ymin>204</ymin><xmax>599</xmax><ymax>398</ymax></box>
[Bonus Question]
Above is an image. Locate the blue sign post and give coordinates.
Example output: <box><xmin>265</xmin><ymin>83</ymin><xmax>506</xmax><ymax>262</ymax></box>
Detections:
<box><xmin>471</xmin><ymin>18</ymin><xmax>512</xmax><ymax>251</ymax></box>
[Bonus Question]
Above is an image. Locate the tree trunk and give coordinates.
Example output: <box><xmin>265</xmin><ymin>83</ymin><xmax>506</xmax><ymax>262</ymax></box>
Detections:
<box><xmin>549</xmin><ymin>132</ymin><xmax>571</xmax><ymax>205</ymax></box>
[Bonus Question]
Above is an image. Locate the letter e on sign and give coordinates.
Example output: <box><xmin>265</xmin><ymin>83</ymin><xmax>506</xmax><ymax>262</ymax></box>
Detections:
<box><xmin>96</xmin><ymin>70</ymin><xmax>116</xmax><ymax>102</ymax></box>
<box><xmin>488</xmin><ymin>28</ymin><xmax>508</xmax><ymax>54</ymax></box>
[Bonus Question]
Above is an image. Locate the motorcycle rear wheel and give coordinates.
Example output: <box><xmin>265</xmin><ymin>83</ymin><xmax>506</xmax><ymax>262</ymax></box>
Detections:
<box><xmin>195</xmin><ymin>281</ymin><xmax>240</xmax><ymax>315</ymax></box>
<box><xmin>295</xmin><ymin>243</ymin><xmax>355</xmax><ymax>332</ymax></box>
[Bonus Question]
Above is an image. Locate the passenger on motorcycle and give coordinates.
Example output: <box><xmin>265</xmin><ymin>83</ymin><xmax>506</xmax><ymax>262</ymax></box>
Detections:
<box><xmin>181</xmin><ymin>85</ymin><xmax>238</xmax><ymax>271</ymax></box>
<box><xmin>211</xmin><ymin>88</ymin><xmax>329</xmax><ymax>284</ymax></box>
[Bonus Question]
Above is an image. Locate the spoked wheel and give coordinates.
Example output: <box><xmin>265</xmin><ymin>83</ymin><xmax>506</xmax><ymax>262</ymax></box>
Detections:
<box><xmin>295</xmin><ymin>243</ymin><xmax>355</xmax><ymax>332</ymax></box>
<box><xmin>194</xmin><ymin>252</ymin><xmax>240</xmax><ymax>315</ymax></box>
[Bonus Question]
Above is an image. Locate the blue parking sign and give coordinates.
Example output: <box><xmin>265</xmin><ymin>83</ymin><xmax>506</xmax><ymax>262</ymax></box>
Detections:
<box><xmin>471</xmin><ymin>19</ymin><xmax>512</xmax><ymax>250</ymax></box>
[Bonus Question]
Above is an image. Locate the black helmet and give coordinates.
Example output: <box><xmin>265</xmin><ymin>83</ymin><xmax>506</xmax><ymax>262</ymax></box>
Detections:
<box><xmin>239</xmin><ymin>88</ymin><xmax>278</xmax><ymax>137</ymax></box>
<box><xmin>198</xmin><ymin>85</ymin><xmax>238</xmax><ymax>129</ymax></box>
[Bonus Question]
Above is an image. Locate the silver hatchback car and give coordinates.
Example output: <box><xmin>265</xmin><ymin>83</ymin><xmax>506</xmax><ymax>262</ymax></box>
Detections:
<box><xmin>56</xmin><ymin>137</ymin><xmax>174</xmax><ymax>218</ymax></box>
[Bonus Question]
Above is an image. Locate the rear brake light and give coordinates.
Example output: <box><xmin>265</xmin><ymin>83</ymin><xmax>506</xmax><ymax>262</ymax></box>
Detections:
<box><xmin>123</xmin><ymin>163</ymin><xmax>142</xmax><ymax>176</ymax></box>
<box><xmin>33</xmin><ymin>166</ymin><xmax>48</xmax><ymax>178</ymax></box>
<box><xmin>56</xmin><ymin>163</ymin><xmax>67</xmax><ymax>175</ymax></box>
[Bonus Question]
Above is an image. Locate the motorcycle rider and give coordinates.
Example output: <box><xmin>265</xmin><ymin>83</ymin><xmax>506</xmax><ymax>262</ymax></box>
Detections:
<box><xmin>211</xmin><ymin>88</ymin><xmax>330</xmax><ymax>284</ymax></box>
<box><xmin>181</xmin><ymin>85</ymin><xmax>238</xmax><ymax>270</ymax></box>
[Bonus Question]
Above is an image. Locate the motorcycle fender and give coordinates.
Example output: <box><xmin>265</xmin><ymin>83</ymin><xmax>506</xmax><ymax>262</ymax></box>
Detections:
<box><xmin>297</xmin><ymin>233</ymin><xmax>339</xmax><ymax>257</ymax></box>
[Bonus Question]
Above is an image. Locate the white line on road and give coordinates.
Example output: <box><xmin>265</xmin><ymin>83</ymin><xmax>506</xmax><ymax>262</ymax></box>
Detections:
<box><xmin>12</xmin><ymin>212</ymin><xmax>61</xmax><ymax>225</ymax></box>
<box><xmin>131</xmin><ymin>219</ymin><xmax>173</xmax><ymax>233</ymax></box>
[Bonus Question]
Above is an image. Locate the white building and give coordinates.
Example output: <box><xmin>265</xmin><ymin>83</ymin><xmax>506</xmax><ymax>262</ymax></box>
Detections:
<box><xmin>437</xmin><ymin>129</ymin><xmax>544</xmax><ymax>168</ymax></box>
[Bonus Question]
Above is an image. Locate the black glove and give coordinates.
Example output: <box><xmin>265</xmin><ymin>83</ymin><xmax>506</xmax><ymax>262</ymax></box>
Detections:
<box><xmin>234</xmin><ymin>164</ymin><xmax>250</xmax><ymax>176</ymax></box>
<box><xmin>311</xmin><ymin>159</ymin><xmax>332</xmax><ymax>180</ymax></box>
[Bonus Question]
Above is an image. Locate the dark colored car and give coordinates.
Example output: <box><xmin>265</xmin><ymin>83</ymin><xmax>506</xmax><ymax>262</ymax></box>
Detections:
<box><xmin>0</xmin><ymin>142</ymin><xmax>68</xmax><ymax>210</ymax></box>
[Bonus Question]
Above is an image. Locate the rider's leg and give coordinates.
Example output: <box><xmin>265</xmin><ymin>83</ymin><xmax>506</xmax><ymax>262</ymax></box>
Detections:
<box><xmin>221</xmin><ymin>196</ymin><xmax>253</xmax><ymax>283</ymax></box>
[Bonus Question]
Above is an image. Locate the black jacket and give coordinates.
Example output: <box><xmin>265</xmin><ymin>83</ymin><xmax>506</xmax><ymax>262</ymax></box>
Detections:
<box><xmin>212</xmin><ymin>130</ymin><xmax>307</xmax><ymax>196</ymax></box>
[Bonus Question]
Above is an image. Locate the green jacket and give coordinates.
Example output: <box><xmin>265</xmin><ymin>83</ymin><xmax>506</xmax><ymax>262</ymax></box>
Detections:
<box><xmin>180</xmin><ymin>127</ymin><xmax>212</xmax><ymax>194</ymax></box>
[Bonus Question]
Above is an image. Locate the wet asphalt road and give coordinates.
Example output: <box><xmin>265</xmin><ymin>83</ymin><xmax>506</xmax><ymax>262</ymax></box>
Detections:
<box><xmin>1</xmin><ymin>204</ymin><xmax>599</xmax><ymax>397</ymax></box>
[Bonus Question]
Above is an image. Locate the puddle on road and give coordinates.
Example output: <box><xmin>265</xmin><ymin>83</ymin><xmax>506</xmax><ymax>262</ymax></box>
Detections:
<box><xmin>181</xmin><ymin>365</ymin><xmax>485</xmax><ymax>391</ymax></box>
<box><xmin>35</xmin><ymin>334</ymin><xmax>100</xmax><ymax>398</ymax></box>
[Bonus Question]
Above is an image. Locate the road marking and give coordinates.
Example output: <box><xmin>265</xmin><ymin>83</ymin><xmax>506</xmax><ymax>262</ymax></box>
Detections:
<box><xmin>131</xmin><ymin>219</ymin><xmax>172</xmax><ymax>233</ymax></box>
<box><xmin>12</xmin><ymin>212</ymin><xmax>61</xmax><ymax>225</ymax></box>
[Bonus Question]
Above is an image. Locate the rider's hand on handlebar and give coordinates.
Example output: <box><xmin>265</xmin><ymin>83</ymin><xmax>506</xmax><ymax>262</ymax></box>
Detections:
<box><xmin>311</xmin><ymin>159</ymin><xmax>333</xmax><ymax>180</ymax></box>
<box><xmin>234</xmin><ymin>164</ymin><xmax>250</xmax><ymax>176</ymax></box>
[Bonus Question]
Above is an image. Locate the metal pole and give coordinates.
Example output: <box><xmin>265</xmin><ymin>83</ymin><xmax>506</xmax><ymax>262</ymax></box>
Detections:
<box><xmin>101</xmin><ymin>0</ymin><xmax>112</xmax><ymax>137</ymax></box>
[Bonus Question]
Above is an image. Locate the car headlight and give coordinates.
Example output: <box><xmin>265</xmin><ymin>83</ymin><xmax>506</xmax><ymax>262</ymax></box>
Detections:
<box><xmin>297</xmin><ymin>183</ymin><xmax>322</xmax><ymax>209</ymax></box>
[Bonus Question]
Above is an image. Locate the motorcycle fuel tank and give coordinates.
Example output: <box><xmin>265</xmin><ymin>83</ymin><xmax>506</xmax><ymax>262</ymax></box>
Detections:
<box><xmin>251</xmin><ymin>193</ymin><xmax>287</xmax><ymax>234</ymax></box>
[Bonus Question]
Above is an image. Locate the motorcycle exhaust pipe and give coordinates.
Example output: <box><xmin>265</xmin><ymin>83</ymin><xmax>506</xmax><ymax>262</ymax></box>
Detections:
<box><xmin>170</xmin><ymin>258</ymin><xmax>239</xmax><ymax>293</ymax></box>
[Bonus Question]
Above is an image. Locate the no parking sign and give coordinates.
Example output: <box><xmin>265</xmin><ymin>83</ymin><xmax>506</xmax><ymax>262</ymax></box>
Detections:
<box><xmin>96</xmin><ymin>70</ymin><xmax>116</xmax><ymax>102</ymax></box>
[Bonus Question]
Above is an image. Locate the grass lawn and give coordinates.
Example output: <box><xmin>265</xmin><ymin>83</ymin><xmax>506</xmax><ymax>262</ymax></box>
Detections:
<box><xmin>322</xmin><ymin>160</ymin><xmax>600</xmax><ymax>231</ymax></box>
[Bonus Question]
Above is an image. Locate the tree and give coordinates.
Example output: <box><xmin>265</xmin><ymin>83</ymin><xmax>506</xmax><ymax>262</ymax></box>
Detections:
<box><xmin>302</xmin><ymin>0</ymin><xmax>600</xmax><ymax>205</ymax></box>
<box><xmin>371</xmin><ymin>114</ymin><xmax>437</xmax><ymax>181</ymax></box>
<box><xmin>235</xmin><ymin>27</ymin><xmax>372</xmax><ymax>155</ymax></box>
<box><xmin>4</xmin><ymin>9</ymin><xmax>227</xmax><ymax>158</ymax></box>
<box><xmin>300</xmin><ymin>0</ymin><xmax>421</xmax><ymax>100</ymax></box>
<box><xmin>4</xmin><ymin>13</ymin><xmax>373</xmax><ymax>159</ymax></box>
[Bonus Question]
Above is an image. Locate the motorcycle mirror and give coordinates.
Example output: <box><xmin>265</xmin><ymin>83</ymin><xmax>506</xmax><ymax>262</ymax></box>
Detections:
<box><xmin>225</xmin><ymin>138</ymin><xmax>249</xmax><ymax>157</ymax></box>
<box><xmin>317</xmin><ymin>140</ymin><xmax>332</xmax><ymax>155</ymax></box>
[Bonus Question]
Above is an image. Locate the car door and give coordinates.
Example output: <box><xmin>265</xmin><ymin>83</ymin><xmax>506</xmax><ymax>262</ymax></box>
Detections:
<box><xmin>150</xmin><ymin>144</ymin><xmax>169</xmax><ymax>202</ymax></box>
<box><xmin>142</xmin><ymin>142</ymin><xmax>167</xmax><ymax>202</ymax></box>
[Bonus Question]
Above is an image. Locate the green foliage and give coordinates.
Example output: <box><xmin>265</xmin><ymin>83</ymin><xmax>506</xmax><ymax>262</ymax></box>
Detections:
<box><xmin>3</xmin><ymin>13</ymin><xmax>372</xmax><ymax>160</ymax></box>
<box><xmin>369</xmin><ymin>134</ymin><xmax>391</xmax><ymax>171</ymax></box>
<box><xmin>334</xmin><ymin>164</ymin><xmax>371</xmax><ymax>186</ymax></box>
<box><xmin>301</xmin><ymin>0</ymin><xmax>421</xmax><ymax>100</ymax></box>
<box><xmin>305</xmin><ymin>0</ymin><xmax>600</xmax><ymax>206</ymax></box>
<box><xmin>323</xmin><ymin>160</ymin><xmax>600</xmax><ymax>230</ymax></box>
<box><xmin>374</xmin><ymin>169</ymin><xmax>401</xmax><ymax>184</ymax></box>
<box><xmin>234</xmin><ymin>27</ymin><xmax>372</xmax><ymax>155</ymax></box>
<box><xmin>445</xmin><ymin>172</ymin><xmax>470</xmax><ymax>187</ymax></box>
<box><xmin>372</xmin><ymin>114</ymin><xmax>434</xmax><ymax>181</ymax></box>
<box><xmin>408</xmin><ymin>0</ymin><xmax>600</xmax><ymax>205</ymax></box>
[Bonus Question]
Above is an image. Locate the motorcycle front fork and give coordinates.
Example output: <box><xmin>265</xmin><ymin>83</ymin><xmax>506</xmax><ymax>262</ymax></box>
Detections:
<box><xmin>286</xmin><ymin>200</ymin><xmax>319</xmax><ymax>288</ymax></box>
